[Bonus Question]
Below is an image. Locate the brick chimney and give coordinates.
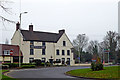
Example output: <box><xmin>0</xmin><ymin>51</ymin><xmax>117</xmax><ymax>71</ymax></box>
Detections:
<box><xmin>29</xmin><ymin>24</ymin><xmax>33</xmax><ymax>32</ymax></box>
<box><xmin>16</xmin><ymin>22</ymin><xmax>20</xmax><ymax>31</ymax></box>
<box><xmin>59</xmin><ymin>29</ymin><xmax>65</xmax><ymax>34</ymax></box>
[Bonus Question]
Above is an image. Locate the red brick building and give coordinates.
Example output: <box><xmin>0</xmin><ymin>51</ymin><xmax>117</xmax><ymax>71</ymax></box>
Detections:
<box><xmin>0</xmin><ymin>44</ymin><xmax>23</xmax><ymax>63</ymax></box>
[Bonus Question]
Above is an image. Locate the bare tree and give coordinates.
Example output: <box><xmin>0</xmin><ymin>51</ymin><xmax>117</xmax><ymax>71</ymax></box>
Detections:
<box><xmin>86</xmin><ymin>40</ymin><xmax>99</xmax><ymax>55</ymax></box>
<box><xmin>104</xmin><ymin>31</ymin><xmax>117</xmax><ymax>62</ymax></box>
<box><xmin>73</xmin><ymin>34</ymin><xmax>89</xmax><ymax>52</ymax></box>
<box><xmin>0</xmin><ymin>0</ymin><xmax>15</xmax><ymax>23</ymax></box>
<box><xmin>73</xmin><ymin>34</ymin><xmax>88</xmax><ymax>63</ymax></box>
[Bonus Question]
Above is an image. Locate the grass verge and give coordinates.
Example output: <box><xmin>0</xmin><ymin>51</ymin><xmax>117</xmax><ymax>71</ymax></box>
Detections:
<box><xmin>2</xmin><ymin>70</ymin><xmax>17</xmax><ymax>80</ymax></box>
<box><xmin>66</xmin><ymin>66</ymin><xmax>120</xmax><ymax>79</ymax></box>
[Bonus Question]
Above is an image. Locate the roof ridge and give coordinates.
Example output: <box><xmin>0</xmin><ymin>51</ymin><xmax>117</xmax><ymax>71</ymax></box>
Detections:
<box><xmin>21</xmin><ymin>30</ymin><xmax>59</xmax><ymax>35</ymax></box>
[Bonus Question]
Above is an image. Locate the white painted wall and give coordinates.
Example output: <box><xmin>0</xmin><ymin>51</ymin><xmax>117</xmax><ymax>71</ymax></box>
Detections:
<box><xmin>11</xmin><ymin>30</ymin><xmax>74</xmax><ymax>65</ymax></box>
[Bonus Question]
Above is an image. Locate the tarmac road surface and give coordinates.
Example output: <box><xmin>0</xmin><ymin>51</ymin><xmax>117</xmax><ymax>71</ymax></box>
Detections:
<box><xmin>7</xmin><ymin>66</ymin><xmax>92</xmax><ymax>80</ymax></box>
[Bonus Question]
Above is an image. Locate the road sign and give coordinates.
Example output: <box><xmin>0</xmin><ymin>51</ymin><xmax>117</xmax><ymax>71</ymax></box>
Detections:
<box><xmin>104</xmin><ymin>49</ymin><xmax>110</xmax><ymax>53</ymax></box>
<box><xmin>77</xmin><ymin>57</ymin><xmax>80</xmax><ymax>60</ymax></box>
<box><xmin>10</xmin><ymin>50</ymin><xmax>13</xmax><ymax>56</ymax></box>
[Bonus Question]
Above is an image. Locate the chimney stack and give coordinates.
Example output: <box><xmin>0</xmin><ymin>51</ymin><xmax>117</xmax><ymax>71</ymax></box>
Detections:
<box><xmin>59</xmin><ymin>29</ymin><xmax>65</xmax><ymax>34</ymax></box>
<box><xmin>29</xmin><ymin>24</ymin><xmax>33</xmax><ymax>32</ymax></box>
<box><xmin>16</xmin><ymin>22</ymin><xmax>20</xmax><ymax>31</ymax></box>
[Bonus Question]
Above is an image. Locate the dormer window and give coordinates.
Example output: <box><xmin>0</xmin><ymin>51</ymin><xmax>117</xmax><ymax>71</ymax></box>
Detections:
<box><xmin>63</xmin><ymin>41</ymin><xmax>66</xmax><ymax>46</ymax></box>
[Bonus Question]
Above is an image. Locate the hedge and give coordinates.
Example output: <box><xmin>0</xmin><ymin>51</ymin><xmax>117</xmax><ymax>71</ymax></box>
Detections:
<box><xmin>21</xmin><ymin>65</ymin><xmax>35</xmax><ymax>68</ymax></box>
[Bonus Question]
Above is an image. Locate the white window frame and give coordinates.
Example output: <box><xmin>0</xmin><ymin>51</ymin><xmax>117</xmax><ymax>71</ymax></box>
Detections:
<box><xmin>4</xmin><ymin>50</ymin><xmax>10</xmax><ymax>55</ymax></box>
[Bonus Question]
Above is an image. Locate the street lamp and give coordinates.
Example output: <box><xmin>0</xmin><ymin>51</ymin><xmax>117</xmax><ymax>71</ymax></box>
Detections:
<box><xmin>19</xmin><ymin>12</ymin><xmax>28</xmax><ymax>67</ymax></box>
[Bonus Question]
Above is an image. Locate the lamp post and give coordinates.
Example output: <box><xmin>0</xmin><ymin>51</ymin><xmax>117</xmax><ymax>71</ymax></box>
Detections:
<box><xmin>19</xmin><ymin>12</ymin><xmax>28</xmax><ymax>67</ymax></box>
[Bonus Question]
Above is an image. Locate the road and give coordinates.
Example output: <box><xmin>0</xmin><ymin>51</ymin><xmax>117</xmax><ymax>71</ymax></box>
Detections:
<box><xmin>7</xmin><ymin>66</ymin><xmax>92</xmax><ymax>80</ymax></box>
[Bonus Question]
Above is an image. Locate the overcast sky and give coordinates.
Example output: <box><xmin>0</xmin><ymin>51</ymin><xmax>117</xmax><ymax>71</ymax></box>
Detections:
<box><xmin>0</xmin><ymin>0</ymin><xmax>119</xmax><ymax>44</ymax></box>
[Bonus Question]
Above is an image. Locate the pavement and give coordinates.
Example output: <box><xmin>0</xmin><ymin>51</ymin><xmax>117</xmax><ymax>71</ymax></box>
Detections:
<box><xmin>7</xmin><ymin>66</ymin><xmax>92</xmax><ymax>80</ymax></box>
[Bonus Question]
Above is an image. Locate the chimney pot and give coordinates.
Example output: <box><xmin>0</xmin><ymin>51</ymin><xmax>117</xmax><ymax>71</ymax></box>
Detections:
<box><xmin>59</xmin><ymin>29</ymin><xmax>65</xmax><ymax>34</ymax></box>
<box><xmin>16</xmin><ymin>22</ymin><xmax>20</xmax><ymax>31</ymax></box>
<box><xmin>29</xmin><ymin>25</ymin><xmax>33</xmax><ymax>32</ymax></box>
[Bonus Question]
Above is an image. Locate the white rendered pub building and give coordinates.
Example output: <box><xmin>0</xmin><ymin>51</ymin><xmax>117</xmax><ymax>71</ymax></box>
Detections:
<box><xmin>11</xmin><ymin>22</ymin><xmax>75</xmax><ymax>65</ymax></box>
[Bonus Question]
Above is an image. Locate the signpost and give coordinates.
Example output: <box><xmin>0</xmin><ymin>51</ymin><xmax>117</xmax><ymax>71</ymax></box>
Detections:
<box><xmin>104</xmin><ymin>49</ymin><xmax>110</xmax><ymax>63</ymax></box>
<box><xmin>10</xmin><ymin>50</ymin><xmax>13</xmax><ymax>63</ymax></box>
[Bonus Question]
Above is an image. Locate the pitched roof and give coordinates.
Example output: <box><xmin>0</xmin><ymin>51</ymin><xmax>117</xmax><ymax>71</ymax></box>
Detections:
<box><xmin>0</xmin><ymin>44</ymin><xmax>23</xmax><ymax>56</ymax></box>
<box><xmin>21</xmin><ymin>30</ymin><xmax>64</xmax><ymax>42</ymax></box>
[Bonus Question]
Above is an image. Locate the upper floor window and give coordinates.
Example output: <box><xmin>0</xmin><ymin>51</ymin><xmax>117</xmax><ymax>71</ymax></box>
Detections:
<box><xmin>63</xmin><ymin>41</ymin><xmax>66</xmax><ymax>46</ymax></box>
<box><xmin>42</xmin><ymin>42</ymin><xmax>46</xmax><ymax>46</ymax></box>
<box><xmin>62</xmin><ymin>50</ymin><xmax>65</xmax><ymax>55</ymax></box>
<box><xmin>30</xmin><ymin>41</ymin><xmax>34</xmax><ymax>45</ymax></box>
<box><xmin>30</xmin><ymin>49</ymin><xmax>34</xmax><ymax>55</ymax></box>
<box><xmin>42</xmin><ymin>49</ymin><xmax>45</xmax><ymax>55</ymax></box>
<box><xmin>56</xmin><ymin>49</ymin><xmax>59</xmax><ymax>55</ymax></box>
<box><xmin>67</xmin><ymin>50</ymin><xmax>70</xmax><ymax>56</ymax></box>
<box><xmin>4</xmin><ymin>50</ymin><xmax>10</xmax><ymax>55</ymax></box>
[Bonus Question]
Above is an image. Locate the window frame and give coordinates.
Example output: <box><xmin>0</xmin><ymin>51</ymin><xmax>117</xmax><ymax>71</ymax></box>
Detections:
<box><xmin>67</xmin><ymin>50</ymin><xmax>70</xmax><ymax>56</ymax></box>
<box><xmin>56</xmin><ymin>49</ymin><xmax>59</xmax><ymax>55</ymax></box>
<box><xmin>63</xmin><ymin>41</ymin><xmax>66</xmax><ymax>46</ymax></box>
<box><xmin>42</xmin><ymin>49</ymin><xmax>45</xmax><ymax>55</ymax></box>
<box><xmin>29</xmin><ymin>58</ymin><xmax>34</xmax><ymax>63</ymax></box>
<box><xmin>30</xmin><ymin>49</ymin><xmax>34</xmax><ymax>55</ymax></box>
<box><xmin>62</xmin><ymin>50</ymin><xmax>65</xmax><ymax>55</ymax></box>
<box><xmin>4</xmin><ymin>50</ymin><xmax>10</xmax><ymax>55</ymax></box>
<box><xmin>42</xmin><ymin>42</ymin><xmax>46</xmax><ymax>46</ymax></box>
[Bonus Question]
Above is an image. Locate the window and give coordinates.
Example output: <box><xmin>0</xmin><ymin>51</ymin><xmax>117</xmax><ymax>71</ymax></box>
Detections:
<box><xmin>30</xmin><ymin>41</ymin><xmax>34</xmax><ymax>45</ymax></box>
<box><xmin>62</xmin><ymin>50</ymin><xmax>65</xmax><ymax>55</ymax></box>
<box><xmin>29</xmin><ymin>58</ymin><xmax>34</xmax><ymax>63</ymax></box>
<box><xmin>62</xmin><ymin>58</ymin><xmax>65</xmax><ymax>64</ymax></box>
<box><xmin>4</xmin><ymin>50</ymin><xmax>10</xmax><ymax>55</ymax></box>
<box><xmin>56</xmin><ymin>49</ymin><xmax>59</xmax><ymax>55</ymax></box>
<box><xmin>56</xmin><ymin>59</ymin><xmax>61</xmax><ymax>62</ymax></box>
<box><xmin>30</xmin><ymin>49</ymin><xmax>34</xmax><ymax>55</ymax></box>
<box><xmin>42</xmin><ymin>42</ymin><xmax>46</xmax><ymax>46</ymax></box>
<box><xmin>67</xmin><ymin>58</ymin><xmax>70</xmax><ymax>65</ymax></box>
<box><xmin>67</xmin><ymin>50</ymin><xmax>70</xmax><ymax>56</ymax></box>
<box><xmin>63</xmin><ymin>41</ymin><xmax>66</xmax><ymax>46</ymax></box>
<box><xmin>42</xmin><ymin>58</ymin><xmax>46</xmax><ymax>63</ymax></box>
<box><xmin>42</xmin><ymin>49</ymin><xmax>45</xmax><ymax>55</ymax></box>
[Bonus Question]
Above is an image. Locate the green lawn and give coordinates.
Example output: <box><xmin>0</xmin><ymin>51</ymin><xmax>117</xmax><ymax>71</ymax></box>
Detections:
<box><xmin>1</xmin><ymin>70</ymin><xmax>17</xmax><ymax>80</ymax></box>
<box><xmin>66</xmin><ymin>66</ymin><xmax>120</xmax><ymax>79</ymax></box>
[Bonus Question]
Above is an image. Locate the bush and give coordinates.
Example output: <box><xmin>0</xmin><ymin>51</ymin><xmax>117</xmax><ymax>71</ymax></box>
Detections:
<box><xmin>32</xmin><ymin>59</ymin><xmax>42</xmax><ymax>66</ymax></box>
<box><xmin>2</xmin><ymin>65</ymin><xmax>9</xmax><ymax>69</ymax></box>
<box><xmin>21</xmin><ymin>65</ymin><xmax>35</xmax><ymax>68</ymax></box>
<box><xmin>91</xmin><ymin>62</ymin><xmax>103</xmax><ymax>71</ymax></box>
<box><xmin>21</xmin><ymin>63</ymin><xmax>36</xmax><ymax>65</ymax></box>
<box><xmin>41</xmin><ymin>62</ymin><xmax>45</xmax><ymax>66</ymax></box>
<box><xmin>3</xmin><ymin>63</ymin><xmax>19</xmax><ymax>68</ymax></box>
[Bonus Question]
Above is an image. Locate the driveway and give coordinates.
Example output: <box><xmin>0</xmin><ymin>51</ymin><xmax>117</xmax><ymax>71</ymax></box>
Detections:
<box><xmin>7</xmin><ymin>66</ymin><xmax>91</xmax><ymax>79</ymax></box>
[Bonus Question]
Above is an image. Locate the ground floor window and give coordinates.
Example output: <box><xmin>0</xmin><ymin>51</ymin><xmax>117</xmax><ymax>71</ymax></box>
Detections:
<box><xmin>62</xmin><ymin>58</ymin><xmax>65</xmax><ymax>64</ymax></box>
<box><xmin>29</xmin><ymin>58</ymin><xmax>34</xmax><ymax>63</ymax></box>
<box><xmin>42</xmin><ymin>58</ymin><xmax>46</xmax><ymax>63</ymax></box>
<box><xmin>67</xmin><ymin>58</ymin><xmax>70</xmax><ymax>65</ymax></box>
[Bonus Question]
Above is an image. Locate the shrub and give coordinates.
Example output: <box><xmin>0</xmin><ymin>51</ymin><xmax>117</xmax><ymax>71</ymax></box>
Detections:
<box><xmin>2</xmin><ymin>65</ymin><xmax>9</xmax><ymax>69</ymax></box>
<box><xmin>21</xmin><ymin>65</ymin><xmax>35</xmax><ymax>68</ymax></box>
<box><xmin>21</xmin><ymin>63</ymin><xmax>36</xmax><ymax>65</ymax></box>
<box><xmin>41</xmin><ymin>62</ymin><xmax>45</xmax><ymax>66</ymax></box>
<box><xmin>3</xmin><ymin>63</ymin><xmax>19</xmax><ymax>68</ymax></box>
<box><xmin>32</xmin><ymin>59</ymin><xmax>42</xmax><ymax>66</ymax></box>
<box><xmin>91</xmin><ymin>62</ymin><xmax>103</xmax><ymax>71</ymax></box>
